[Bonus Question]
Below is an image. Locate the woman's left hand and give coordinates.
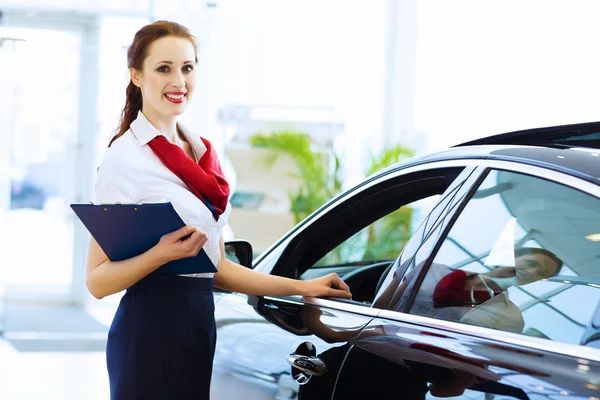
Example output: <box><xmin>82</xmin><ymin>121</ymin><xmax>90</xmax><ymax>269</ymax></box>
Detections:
<box><xmin>301</xmin><ymin>273</ymin><xmax>352</xmax><ymax>299</ymax></box>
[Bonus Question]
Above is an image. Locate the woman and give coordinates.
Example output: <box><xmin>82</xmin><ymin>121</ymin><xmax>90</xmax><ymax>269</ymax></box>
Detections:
<box><xmin>430</xmin><ymin>247</ymin><xmax>563</xmax><ymax>332</ymax></box>
<box><xmin>374</xmin><ymin>247</ymin><xmax>562</xmax><ymax>328</ymax></box>
<box><xmin>432</xmin><ymin>247</ymin><xmax>563</xmax><ymax>308</ymax></box>
<box><xmin>86</xmin><ymin>20</ymin><xmax>352</xmax><ymax>400</ymax></box>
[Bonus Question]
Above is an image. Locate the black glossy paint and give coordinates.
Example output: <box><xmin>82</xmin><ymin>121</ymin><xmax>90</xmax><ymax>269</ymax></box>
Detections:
<box><xmin>489</xmin><ymin>146</ymin><xmax>600</xmax><ymax>183</ymax></box>
<box><xmin>455</xmin><ymin>120</ymin><xmax>600</xmax><ymax>149</ymax></box>
<box><xmin>335</xmin><ymin>318</ymin><xmax>600</xmax><ymax>400</ymax></box>
<box><xmin>211</xmin><ymin>294</ymin><xmax>372</xmax><ymax>399</ymax></box>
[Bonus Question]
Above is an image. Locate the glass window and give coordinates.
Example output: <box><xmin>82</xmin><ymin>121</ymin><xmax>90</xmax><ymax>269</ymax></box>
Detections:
<box><xmin>0</xmin><ymin>27</ymin><xmax>81</xmax><ymax>291</ymax></box>
<box><xmin>311</xmin><ymin>195</ymin><xmax>440</xmax><ymax>268</ymax></box>
<box><xmin>299</xmin><ymin>195</ymin><xmax>440</xmax><ymax>304</ymax></box>
<box><xmin>408</xmin><ymin>169</ymin><xmax>600</xmax><ymax>346</ymax></box>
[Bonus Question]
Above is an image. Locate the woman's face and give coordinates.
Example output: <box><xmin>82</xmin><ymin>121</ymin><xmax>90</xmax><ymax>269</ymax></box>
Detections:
<box><xmin>132</xmin><ymin>35</ymin><xmax>196</xmax><ymax>119</ymax></box>
<box><xmin>488</xmin><ymin>252</ymin><xmax>558</xmax><ymax>285</ymax></box>
<box><xmin>514</xmin><ymin>252</ymin><xmax>558</xmax><ymax>284</ymax></box>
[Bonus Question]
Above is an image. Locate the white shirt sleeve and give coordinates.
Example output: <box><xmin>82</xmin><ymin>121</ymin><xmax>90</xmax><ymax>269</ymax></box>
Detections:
<box><xmin>93</xmin><ymin>150</ymin><xmax>138</xmax><ymax>204</ymax></box>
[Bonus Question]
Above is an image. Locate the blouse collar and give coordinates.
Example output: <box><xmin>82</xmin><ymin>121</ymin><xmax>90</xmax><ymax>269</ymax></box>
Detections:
<box><xmin>130</xmin><ymin>111</ymin><xmax>207</xmax><ymax>159</ymax></box>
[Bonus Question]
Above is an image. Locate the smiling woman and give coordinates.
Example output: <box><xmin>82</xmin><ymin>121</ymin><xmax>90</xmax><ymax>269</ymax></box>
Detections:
<box><xmin>85</xmin><ymin>20</ymin><xmax>351</xmax><ymax>400</ymax></box>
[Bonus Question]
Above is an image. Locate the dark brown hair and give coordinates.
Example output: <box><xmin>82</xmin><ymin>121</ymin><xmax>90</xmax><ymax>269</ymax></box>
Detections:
<box><xmin>109</xmin><ymin>20</ymin><xmax>198</xmax><ymax>147</ymax></box>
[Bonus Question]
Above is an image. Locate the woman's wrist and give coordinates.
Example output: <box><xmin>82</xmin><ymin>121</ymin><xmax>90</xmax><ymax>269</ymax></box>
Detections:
<box><xmin>293</xmin><ymin>279</ymin><xmax>310</xmax><ymax>297</ymax></box>
<box><xmin>147</xmin><ymin>245</ymin><xmax>173</xmax><ymax>268</ymax></box>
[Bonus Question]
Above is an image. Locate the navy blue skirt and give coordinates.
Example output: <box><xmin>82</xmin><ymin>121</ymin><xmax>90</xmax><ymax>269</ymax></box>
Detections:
<box><xmin>106</xmin><ymin>273</ymin><xmax>216</xmax><ymax>400</ymax></box>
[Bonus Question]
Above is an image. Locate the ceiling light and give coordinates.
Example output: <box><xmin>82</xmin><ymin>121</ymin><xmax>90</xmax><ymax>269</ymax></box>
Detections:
<box><xmin>585</xmin><ymin>234</ymin><xmax>600</xmax><ymax>242</ymax></box>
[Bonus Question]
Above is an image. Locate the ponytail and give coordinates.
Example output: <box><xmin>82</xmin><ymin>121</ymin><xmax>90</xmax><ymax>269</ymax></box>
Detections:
<box><xmin>110</xmin><ymin>81</ymin><xmax>143</xmax><ymax>147</ymax></box>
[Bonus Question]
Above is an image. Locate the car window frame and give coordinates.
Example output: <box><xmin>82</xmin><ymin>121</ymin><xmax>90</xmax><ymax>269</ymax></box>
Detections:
<box><xmin>292</xmin><ymin>177</ymin><xmax>447</xmax><ymax>276</ymax></box>
<box><xmin>268</xmin><ymin>164</ymin><xmax>479</xmax><ymax>280</ymax></box>
<box><xmin>372</xmin><ymin>164</ymin><xmax>488</xmax><ymax>310</ymax></box>
<box><xmin>252</xmin><ymin>160</ymin><xmax>482</xmax><ymax>274</ymax></box>
<box><xmin>394</xmin><ymin>159</ymin><xmax>600</xmax><ymax>350</ymax></box>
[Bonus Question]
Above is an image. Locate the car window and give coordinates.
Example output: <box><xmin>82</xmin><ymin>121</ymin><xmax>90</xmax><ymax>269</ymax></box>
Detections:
<box><xmin>408</xmin><ymin>169</ymin><xmax>600</xmax><ymax>346</ymax></box>
<box><xmin>270</xmin><ymin>167</ymin><xmax>468</xmax><ymax>304</ymax></box>
<box><xmin>311</xmin><ymin>195</ymin><xmax>440</xmax><ymax>268</ymax></box>
<box><xmin>298</xmin><ymin>195</ymin><xmax>441</xmax><ymax>304</ymax></box>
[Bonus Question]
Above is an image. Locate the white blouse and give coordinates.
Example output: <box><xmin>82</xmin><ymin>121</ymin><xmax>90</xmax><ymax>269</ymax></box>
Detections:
<box><xmin>93</xmin><ymin>111</ymin><xmax>231</xmax><ymax>278</ymax></box>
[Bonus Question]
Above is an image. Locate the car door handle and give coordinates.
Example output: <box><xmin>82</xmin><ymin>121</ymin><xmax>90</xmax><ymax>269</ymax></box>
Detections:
<box><xmin>285</xmin><ymin>353</ymin><xmax>328</xmax><ymax>376</ymax></box>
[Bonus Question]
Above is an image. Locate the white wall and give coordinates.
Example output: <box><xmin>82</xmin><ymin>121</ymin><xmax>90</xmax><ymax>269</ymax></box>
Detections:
<box><xmin>414</xmin><ymin>0</ymin><xmax>600</xmax><ymax>151</ymax></box>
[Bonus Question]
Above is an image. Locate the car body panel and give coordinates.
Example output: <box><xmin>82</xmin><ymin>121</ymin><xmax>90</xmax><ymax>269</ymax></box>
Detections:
<box><xmin>379</xmin><ymin>144</ymin><xmax>600</xmax><ymax>184</ymax></box>
<box><xmin>334</xmin><ymin>316</ymin><xmax>600</xmax><ymax>400</ymax></box>
<box><xmin>211</xmin><ymin>293</ymin><xmax>374</xmax><ymax>399</ymax></box>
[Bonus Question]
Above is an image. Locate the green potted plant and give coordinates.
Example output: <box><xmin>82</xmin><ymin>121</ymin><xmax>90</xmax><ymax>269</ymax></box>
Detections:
<box><xmin>249</xmin><ymin>130</ymin><xmax>341</xmax><ymax>224</ymax></box>
<box><xmin>249</xmin><ymin>130</ymin><xmax>414</xmax><ymax>261</ymax></box>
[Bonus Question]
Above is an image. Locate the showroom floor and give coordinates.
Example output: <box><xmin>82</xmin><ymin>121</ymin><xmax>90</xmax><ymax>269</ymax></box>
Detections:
<box><xmin>0</xmin><ymin>303</ymin><xmax>115</xmax><ymax>400</ymax></box>
<box><xmin>0</xmin><ymin>302</ymin><xmax>260</xmax><ymax>400</ymax></box>
<box><xmin>0</xmin><ymin>338</ymin><xmax>110</xmax><ymax>400</ymax></box>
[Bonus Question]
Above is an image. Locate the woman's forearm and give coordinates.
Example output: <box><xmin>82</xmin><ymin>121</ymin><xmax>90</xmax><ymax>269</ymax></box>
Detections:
<box><xmin>214</xmin><ymin>258</ymin><xmax>307</xmax><ymax>296</ymax></box>
<box><xmin>87</xmin><ymin>246</ymin><xmax>169</xmax><ymax>299</ymax></box>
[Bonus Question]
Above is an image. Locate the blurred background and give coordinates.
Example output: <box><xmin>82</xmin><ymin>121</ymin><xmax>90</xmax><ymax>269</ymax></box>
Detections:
<box><xmin>1</xmin><ymin>0</ymin><xmax>600</xmax><ymax>398</ymax></box>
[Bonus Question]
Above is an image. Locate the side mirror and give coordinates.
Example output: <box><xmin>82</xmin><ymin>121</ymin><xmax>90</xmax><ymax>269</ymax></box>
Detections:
<box><xmin>224</xmin><ymin>240</ymin><xmax>253</xmax><ymax>269</ymax></box>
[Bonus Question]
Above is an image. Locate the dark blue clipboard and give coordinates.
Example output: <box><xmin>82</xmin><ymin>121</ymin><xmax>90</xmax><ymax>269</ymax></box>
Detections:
<box><xmin>70</xmin><ymin>202</ymin><xmax>217</xmax><ymax>275</ymax></box>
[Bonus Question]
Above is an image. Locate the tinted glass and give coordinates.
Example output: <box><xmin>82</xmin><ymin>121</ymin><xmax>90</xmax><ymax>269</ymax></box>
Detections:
<box><xmin>409</xmin><ymin>169</ymin><xmax>600</xmax><ymax>346</ymax></box>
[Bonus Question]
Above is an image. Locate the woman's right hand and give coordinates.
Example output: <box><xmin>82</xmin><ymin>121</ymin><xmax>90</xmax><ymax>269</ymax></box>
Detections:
<box><xmin>155</xmin><ymin>225</ymin><xmax>208</xmax><ymax>263</ymax></box>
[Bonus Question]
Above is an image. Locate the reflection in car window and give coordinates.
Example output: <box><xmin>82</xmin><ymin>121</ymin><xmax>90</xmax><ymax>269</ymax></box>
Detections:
<box><xmin>408</xmin><ymin>170</ymin><xmax>600</xmax><ymax>346</ymax></box>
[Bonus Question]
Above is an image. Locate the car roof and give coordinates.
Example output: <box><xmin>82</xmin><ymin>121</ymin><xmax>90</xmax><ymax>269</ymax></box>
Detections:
<box><xmin>381</xmin><ymin>121</ymin><xmax>600</xmax><ymax>183</ymax></box>
<box><xmin>455</xmin><ymin>120</ymin><xmax>600</xmax><ymax>149</ymax></box>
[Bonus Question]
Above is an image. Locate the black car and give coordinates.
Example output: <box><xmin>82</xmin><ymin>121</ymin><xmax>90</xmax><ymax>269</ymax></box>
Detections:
<box><xmin>214</xmin><ymin>122</ymin><xmax>600</xmax><ymax>400</ymax></box>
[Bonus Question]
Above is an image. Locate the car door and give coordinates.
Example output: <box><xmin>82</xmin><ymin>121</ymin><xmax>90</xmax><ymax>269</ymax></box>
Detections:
<box><xmin>211</xmin><ymin>161</ymin><xmax>482</xmax><ymax>399</ymax></box>
<box><xmin>211</xmin><ymin>292</ymin><xmax>376</xmax><ymax>400</ymax></box>
<box><xmin>333</xmin><ymin>161</ymin><xmax>600</xmax><ymax>399</ymax></box>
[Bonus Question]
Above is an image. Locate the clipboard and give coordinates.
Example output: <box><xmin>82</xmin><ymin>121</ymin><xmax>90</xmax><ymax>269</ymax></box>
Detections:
<box><xmin>70</xmin><ymin>202</ymin><xmax>217</xmax><ymax>275</ymax></box>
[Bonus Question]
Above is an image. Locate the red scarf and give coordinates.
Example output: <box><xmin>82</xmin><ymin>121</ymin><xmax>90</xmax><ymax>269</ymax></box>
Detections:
<box><xmin>433</xmin><ymin>270</ymin><xmax>497</xmax><ymax>307</ymax></box>
<box><xmin>148</xmin><ymin>135</ymin><xmax>230</xmax><ymax>220</ymax></box>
